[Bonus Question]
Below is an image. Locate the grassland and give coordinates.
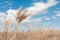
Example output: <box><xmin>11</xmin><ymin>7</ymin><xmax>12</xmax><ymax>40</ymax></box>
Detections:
<box><xmin>0</xmin><ymin>29</ymin><xmax>60</xmax><ymax>40</ymax></box>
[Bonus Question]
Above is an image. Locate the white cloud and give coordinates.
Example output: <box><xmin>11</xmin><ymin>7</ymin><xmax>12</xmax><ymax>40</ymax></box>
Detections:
<box><xmin>0</xmin><ymin>10</ymin><xmax>16</xmax><ymax>22</ymax></box>
<box><xmin>47</xmin><ymin>0</ymin><xmax>57</xmax><ymax>6</ymax></box>
<box><xmin>0</xmin><ymin>12</ymin><xmax>7</xmax><ymax>23</ymax></box>
<box><xmin>6</xmin><ymin>9</ymin><xmax>17</xmax><ymax>22</ymax></box>
<box><xmin>0</xmin><ymin>12</ymin><xmax>6</xmax><ymax>17</ymax></box>
<box><xmin>42</xmin><ymin>17</ymin><xmax>50</xmax><ymax>20</ymax></box>
<box><xmin>52</xmin><ymin>16</ymin><xmax>56</xmax><ymax>19</ymax></box>
<box><xmin>54</xmin><ymin>11</ymin><xmax>60</xmax><ymax>17</ymax></box>
<box><xmin>26</xmin><ymin>18</ymin><xmax>42</xmax><ymax>23</ymax></box>
<box><xmin>7</xmin><ymin>9</ymin><xmax>17</xmax><ymax>17</ymax></box>
<box><xmin>56</xmin><ymin>12</ymin><xmax>60</xmax><ymax>17</ymax></box>
<box><xmin>22</xmin><ymin>18</ymin><xmax>42</xmax><ymax>23</ymax></box>
<box><xmin>0</xmin><ymin>9</ymin><xmax>17</xmax><ymax>29</ymax></box>
<box><xmin>32</xmin><ymin>18</ymin><xmax>42</xmax><ymax>22</ymax></box>
<box><xmin>0</xmin><ymin>12</ymin><xmax>6</xmax><ymax>32</ymax></box>
<box><xmin>22</xmin><ymin>17</ymin><xmax>31</xmax><ymax>23</ymax></box>
<box><xmin>27</xmin><ymin>0</ymin><xmax>58</xmax><ymax>16</ymax></box>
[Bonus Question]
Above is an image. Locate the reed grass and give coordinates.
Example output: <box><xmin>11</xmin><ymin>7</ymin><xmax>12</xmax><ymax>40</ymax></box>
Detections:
<box><xmin>9</xmin><ymin>6</ymin><xmax>31</xmax><ymax>40</ymax></box>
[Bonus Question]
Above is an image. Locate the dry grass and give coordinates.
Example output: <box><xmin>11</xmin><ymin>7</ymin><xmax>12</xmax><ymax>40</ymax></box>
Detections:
<box><xmin>0</xmin><ymin>29</ymin><xmax>60</xmax><ymax>40</ymax></box>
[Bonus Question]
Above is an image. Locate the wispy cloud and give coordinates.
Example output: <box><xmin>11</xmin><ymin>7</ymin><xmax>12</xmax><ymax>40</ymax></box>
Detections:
<box><xmin>52</xmin><ymin>16</ymin><xmax>56</xmax><ymax>19</ymax></box>
<box><xmin>0</xmin><ymin>12</ymin><xmax>6</xmax><ymax>25</ymax></box>
<box><xmin>55</xmin><ymin>12</ymin><xmax>60</xmax><ymax>17</ymax></box>
<box><xmin>22</xmin><ymin>18</ymin><xmax>42</xmax><ymax>23</ymax></box>
<box><xmin>33</xmin><ymin>18</ymin><xmax>42</xmax><ymax>22</ymax></box>
<box><xmin>54</xmin><ymin>11</ymin><xmax>60</xmax><ymax>17</ymax></box>
<box><xmin>44</xmin><ymin>17</ymin><xmax>50</xmax><ymax>20</ymax></box>
<box><xmin>0</xmin><ymin>12</ymin><xmax>6</xmax><ymax>17</ymax></box>
<box><xmin>27</xmin><ymin>0</ymin><xmax>58</xmax><ymax>16</ymax></box>
<box><xmin>30</xmin><ymin>18</ymin><xmax>42</xmax><ymax>23</ymax></box>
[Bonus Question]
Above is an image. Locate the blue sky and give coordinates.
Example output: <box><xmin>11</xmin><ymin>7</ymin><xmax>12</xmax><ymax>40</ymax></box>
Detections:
<box><xmin>0</xmin><ymin>0</ymin><xmax>60</xmax><ymax>31</ymax></box>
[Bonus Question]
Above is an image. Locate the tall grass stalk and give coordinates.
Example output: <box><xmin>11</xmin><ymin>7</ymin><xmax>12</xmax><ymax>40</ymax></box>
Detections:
<box><xmin>10</xmin><ymin>6</ymin><xmax>31</xmax><ymax>40</ymax></box>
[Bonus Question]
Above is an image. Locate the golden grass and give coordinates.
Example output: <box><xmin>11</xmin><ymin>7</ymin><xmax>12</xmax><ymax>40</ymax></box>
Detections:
<box><xmin>0</xmin><ymin>29</ymin><xmax>60</xmax><ymax>40</ymax></box>
<box><xmin>16</xmin><ymin>7</ymin><xmax>29</xmax><ymax>23</ymax></box>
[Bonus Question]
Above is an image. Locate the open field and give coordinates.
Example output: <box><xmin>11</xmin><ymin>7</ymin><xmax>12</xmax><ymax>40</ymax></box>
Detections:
<box><xmin>0</xmin><ymin>4</ymin><xmax>60</xmax><ymax>40</ymax></box>
<box><xmin>0</xmin><ymin>29</ymin><xmax>60</xmax><ymax>40</ymax></box>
